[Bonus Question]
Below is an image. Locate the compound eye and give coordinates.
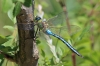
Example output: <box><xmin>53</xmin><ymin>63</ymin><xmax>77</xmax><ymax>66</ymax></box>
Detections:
<box><xmin>35</xmin><ymin>16</ymin><xmax>41</xmax><ymax>21</ymax></box>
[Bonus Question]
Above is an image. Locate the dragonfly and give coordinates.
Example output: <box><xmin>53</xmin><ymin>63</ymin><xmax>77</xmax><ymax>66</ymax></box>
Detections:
<box><xmin>34</xmin><ymin>13</ymin><xmax>83</xmax><ymax>57</ymax></box>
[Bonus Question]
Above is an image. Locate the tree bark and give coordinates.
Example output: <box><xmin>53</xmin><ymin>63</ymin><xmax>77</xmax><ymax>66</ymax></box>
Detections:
<box><xmin>16</xmin><ymin>4</ymin><xmax>39</xmax><ymax>66</ymax></box>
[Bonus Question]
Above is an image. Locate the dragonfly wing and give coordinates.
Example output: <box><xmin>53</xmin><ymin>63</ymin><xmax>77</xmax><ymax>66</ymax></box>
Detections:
<box><xmin>49</xmin><ymin>25</ymin><xmax>81</xmax><ymax>37</ymax></box>
<box><xmin>47</xmin><ymin>12</ymin><xmax>67</xmax><ymax>27</ymax></box>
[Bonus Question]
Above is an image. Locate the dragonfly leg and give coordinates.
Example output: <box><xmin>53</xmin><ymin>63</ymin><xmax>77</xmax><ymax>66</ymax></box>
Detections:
<box><xmin>34</xmin><ymin>27</ymin><xmax>39</xmax><ymax>38</ymax></box>
<box><xmin>34</xmin><ymin>27</ymin><xmax>41</xmax><ymax>39</ymax></box>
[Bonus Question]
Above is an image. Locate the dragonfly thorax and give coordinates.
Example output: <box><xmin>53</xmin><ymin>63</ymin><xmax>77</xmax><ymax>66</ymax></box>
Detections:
<box><xmin>37</xmin><ymin>20</ymin><xmax>49</xmax><ymax>32</ymax></box>
<box><xmin>41</xmin><ymin>21</ymin><xmax>49</xmax><ymax>32</ymax></box>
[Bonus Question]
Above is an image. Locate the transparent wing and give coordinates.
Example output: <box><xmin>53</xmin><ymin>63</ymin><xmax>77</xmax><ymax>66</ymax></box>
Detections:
<box><xmin>46</xmin><ymin>12</ymin><xmax>67</xmax><ymax>27</ymax></box>
<box><xmin>44</xmin><ymin>11</ymin><xmax>81</xmax><ymax>40</ymax></box>
<box><xmin>49</xmin><ymin>25</ymin><xmax>81</xmax><ymax>38</ymax></box>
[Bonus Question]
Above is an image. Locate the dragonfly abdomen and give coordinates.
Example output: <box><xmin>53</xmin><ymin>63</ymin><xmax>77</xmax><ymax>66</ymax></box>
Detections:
<box><xmin>45</xmin><ymin>29</ymin><xmax>82</xmax><ymax>57</ymax></box>
<box><xmin>52</xmin><ymin>33</ymin><xmax>82</xmax><ymax>57</ymax></box>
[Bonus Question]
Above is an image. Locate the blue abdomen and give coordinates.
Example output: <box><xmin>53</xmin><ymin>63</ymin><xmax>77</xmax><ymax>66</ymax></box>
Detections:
<box><xmin>45</xmin><ymin>29</ymin><xmax>82</xmax><ymax>57</ymax></box>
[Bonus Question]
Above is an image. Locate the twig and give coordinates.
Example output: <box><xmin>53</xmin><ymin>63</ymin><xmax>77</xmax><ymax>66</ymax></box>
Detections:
<box><xmin>0</xmin><ymin>50</ymin><xmax>16</xmax><ymax>62</ymax></box>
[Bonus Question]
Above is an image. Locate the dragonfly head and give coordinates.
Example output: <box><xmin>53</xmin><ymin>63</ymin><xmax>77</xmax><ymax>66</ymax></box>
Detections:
<box><xmin>35</xmin><ymin>16</ymin><xmax>41</xmax><ymax>21</ymax></box>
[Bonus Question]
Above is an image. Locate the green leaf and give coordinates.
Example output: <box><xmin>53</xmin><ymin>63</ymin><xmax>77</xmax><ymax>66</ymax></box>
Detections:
<box><xmin>12</xmin><ymin>0</ymin><xmax>25</xmax><ymax>3</ymax></box>
<box><xmin>41</xmin><ymin>49</ymin><xmax>45</xmax><ymax>57</ymax></box>
<box><xmin>78</xmin><ymin>24</ymin><xmax>90</xmax><ymax>40</ymax></box>
<box><xmin>66</xmin><ymin>0</ymin><xmax>81</xmax><ymax>17</ymax></box>
<box><xmin>84</xmin><ymin>56</ymin><xmax>98</xmax><ymax>66</ymax></box>
<box><xmin>0</xmin><ymin>35</ymin><xmax>8</xmax><ymax>44</ymax></box>
<box><xmin>1</xmin><ymin>0</ymin><xmax>13</xmax><ymax>13</ymax></box>
<box><xmin>3</xmin><ymin>25</ymin><xmax>14</xmax><ymax>32</ymax></box>
<box><xmin>7</xmin><ymin>4</ymin><xmax>16</xmax><ymax>23</ymax></box>
<box><xmin>56</xmin><ymin>47</ymin><xmax>63</xmax><ymax>57</ymax></box>
<box><xmin>13</xmin><ymin>2</ymin><xmax>22</xmax><ymax>17</ymax></box>
<box><xmin>77</xmin><ymin>46</ymin><xmax>85</xmax><ymax>51</ymax></box>
<box><xmin>12</xmin><ymin>0</ymin><xmax>18</xmax><ymax>3</ymax></box>
<box><xmin>2</xmin><ymin>39</ymin><xmax>14</xmax><ymax>47</ymax></box>
<box><xmin>49</xmin><ymin>0</ymin><xmax>62</xmax><ymax>13</ymax></box>
<box><xmin>43</xmin><ymin>0</ymin><xmax>63</xmax><ymax>15</ymax></box>
<box><xmin>50</xmin><ymin>57</ymin><xmax>55</xmax><ymax>65</ymax></box>
<box><xmin>24</xmin><ymin>0</ymin><xmax>32</xmax><ymax>7</ymax></box>
<box><xmin>36</xmin><ymin>40</ymin><xmax>41</xmax><ymax>44</ymax></box>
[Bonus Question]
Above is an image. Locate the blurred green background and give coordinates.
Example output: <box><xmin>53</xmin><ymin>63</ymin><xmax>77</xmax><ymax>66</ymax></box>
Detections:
<box><xmin>0</xmin><ymin>0</ymin><xmax>100</xmax><ymax>66</ymax></box>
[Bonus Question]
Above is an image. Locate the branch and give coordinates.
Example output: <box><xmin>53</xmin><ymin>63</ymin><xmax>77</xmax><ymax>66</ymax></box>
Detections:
<box><xmin>16</xmin><ymin>2</ymin><xmax>39</xmax><ymax>66</ymax></box>
<box><xmin>0</xmin><ymin>50</ymin><xmax>16</xmax><ymax>62</ymax></box>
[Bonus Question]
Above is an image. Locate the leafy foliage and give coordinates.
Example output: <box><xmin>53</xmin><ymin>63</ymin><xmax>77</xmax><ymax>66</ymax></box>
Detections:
<box><xmin>0</xmin><ymin>0</ymin><xmax>100</xmax><ymax>66</ymax></box>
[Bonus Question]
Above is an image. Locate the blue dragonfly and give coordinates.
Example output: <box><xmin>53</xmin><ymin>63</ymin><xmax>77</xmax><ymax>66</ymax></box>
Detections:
<box><xmin>35</xmin><ymin>13</ymin><xmax>83</xmax><ymax>57</ymax></box>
